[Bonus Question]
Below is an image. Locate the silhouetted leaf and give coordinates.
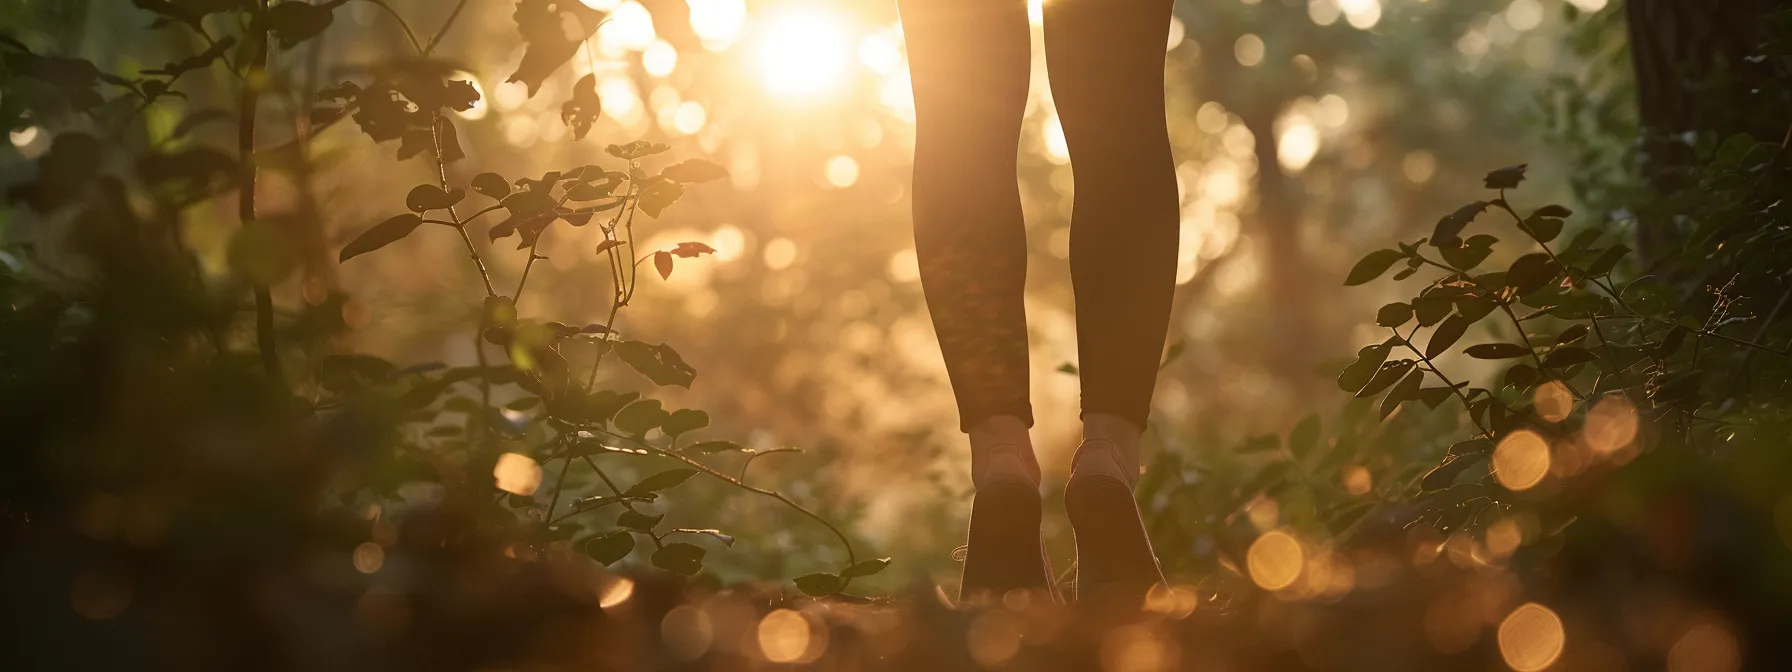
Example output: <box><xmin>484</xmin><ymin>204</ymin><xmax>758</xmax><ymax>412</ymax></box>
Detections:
<box><xmin>340</xmin><ymin>214</ymin><xmax>423</xmax><ymax>262</ymax></box>
<box><xmin>1519</xmin><ymin>214</ymin><xmax>1564</xmax><ymax>243</ymax></box>
<box><xmin>1505</xmin><ymin>253</ymin><xmax>1558</xmax><ymax>295</ymax></box>
<box><xmin>257</xmin><ymin>0</ymin><xmax>347</xmax><ymax>50</ymax></box>
<box><xmin>561</xmin><ymin>74</ymin><xmax>601</xmax><ymax>140</ymax></box>
<box><xmin>617</xmin><ymin>509</ymin><xmax>663</xmax><ymax>532</ymax></box>
<box><xmin>1534</xmin><ymin>204</ymin><xmax>1572</xmax><ymax>218</ymax></box>
<box><xmin>842</xmin><ymin>558</ymin><xmax>892</xmax><ymax>578</ymax></box>
<box><xmin>1504</xmin><ymin>363</ymin><xmax>1540</xmax><ymax>389</ymax></box>
<box><xmin>1412</xmin><ymin>296</ymin><xmax>1453</xmax><ymax>327</ymax></box>
<box><xmin>1377</xmin><ymin>302</ymin><xmax>1413</xmax><ymax>328</ymax></box>
<box><xmin>651</xmin><ymin>542</ymin><xmax>705</xmax><ymax>575</ymax></box>
<box><xmin>472</xmin><ymin>172</ymin><xmax>510</xmax><ymax>199</ymax></box>
<box><xmin>661</xmin><ymin>409</ymin><xmax>709</xmax><ymax>438</ymax></box>
<box><xmin>1379</xmin><ymin>368</ymin><xmax>1423</xmax><ymax>419</ymax></box>
<box><xmin>1427</xmin><ymin>314</ymin><xmax>1469</xmax><ymax>358</ymax></box>
<box><xmin>1583</xmin><ymin>245</ymin><xmax>1630</xmax><ymax>277</ymax></box>
<box><xmin>1542</xmin><ymin>346</ymin><xmax>1596</xmax><ymax>368</ymax></box>
<box><xmin>626</xmin><ymin>468</ymin><xmax>697</xmax><ymax>496</ymax></box>
<box><xmin>1432</xmin><ymin>201</ymin><xmax>1490</xmax><ymax>247</ymax></box>
<box><xmin>670</xmin><ymin>528</ymin><xmax>735</xmax><ymax>547</ymax></box>
<box><xmin>1417</xmin><ymin>387</ymin><xmax>1455</xmax><ymax>409</ymax></box>
<box><xmin>584</xmin><ymin>531</ymin><xmax>634</xmax><ymax>565</ymax></box>
<box><xmin>653</xmin><ymin>250</ymin><xmax>674</xmax><ymax>279</ymax></box>
<box><xmin>1556</xmin><ymin>324</ymin><xmax>1589</xmax><ymax>345</ymax></box>
<box><xmin>1356</xmin><ymin>360</ymin><xmax>1415</xmax><ymax>398</ymax></box>
<box><xmin>1483</xmin><ymin>164</ymin><xmax>1528</xmax><ymax>189</ymax></box>
<box><xmin>508</xmin><ymin>0</ymin><xmax>603</xmax><ymax>96</ymax></box>
<box><xmin>1466</xmin><ymin>343</ymin><xmax>1530</xmax><ymax>359</ymax></box>
<box><xmin>1338</xmin><ymin>339</ymin><xmax>1395</xmax><ymax>393</ymax></box>
<box><xmin>615</xmin><ymin>340</ymin><xmax>696</xmax><ymax>387</ymax></box>
<box><xmin>1345</xmin><ymin>249</ymin><xmax>1404</xmax><ymax>286</ymax></box>
<box><xmin>794</xmin><ymin>572</ymin><xmax>843</xmax><ymax>596</ymax></box>
<box><xmin>1420</xmin><ymin>453</ymin><xmax>1487</xmax><ymax>491</ymax></box>
<box><xmin>606</xmin><ymin>140</ymin><xmax>671</xmax><ymax>160</ymax></box>
<box><xmin>638</xmin><ymin>178</ymin><xmax>685</xmax><ymax>219</ymax></box>
<box><xmin>661</xmin><ymin>159</ymin><xmax>729</xmax><ymax>183</ymax></box>
<box><xmin>614</xmin><ymin>399</ymin><xmax>669</xmax><ymax>435</ymax></box>
<box><xmin>671</xmin><ymin>241</ymin><xmax>715</xmax><ymax>258</ymax></box>
<box><xmin>406</xmin><ymin>184</ymin><xmax>464</xmax><ymax>212</ymax></box>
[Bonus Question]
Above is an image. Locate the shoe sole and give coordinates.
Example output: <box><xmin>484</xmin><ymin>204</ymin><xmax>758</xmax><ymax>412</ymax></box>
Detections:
<box><xmin>1064</xmin><ymin>474</ymin><xmax>1163</xmax><ymax>606</ymax></box>
<box><xmin>960</xmin><ymin>479</ymin><xmax>1049</xmax><ymax>601</ymax></box>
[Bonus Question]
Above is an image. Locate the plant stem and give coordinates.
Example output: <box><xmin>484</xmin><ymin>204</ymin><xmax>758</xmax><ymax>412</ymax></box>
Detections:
<box><xmin>423</xmin><ymin>0</ymin><xmax>472</xmax><ymax>56</ymax></box>
<box><xmin>242</xmin><ymin>4</ymin><xmax>286</xmax><ymax>392</ymax></box>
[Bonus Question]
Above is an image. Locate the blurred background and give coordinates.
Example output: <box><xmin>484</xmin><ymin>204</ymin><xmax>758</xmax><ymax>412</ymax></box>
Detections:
<box><xmin>2</xmin><ymin>0</ymin><xmax>1613</xmax><ymax>582</ymax></box>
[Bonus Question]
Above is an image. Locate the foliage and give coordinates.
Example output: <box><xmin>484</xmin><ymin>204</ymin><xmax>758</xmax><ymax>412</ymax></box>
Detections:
<box><xmin>1</xmin><ymin>4</ymin><xmax>880</xmax><ymax>666</ymax></box>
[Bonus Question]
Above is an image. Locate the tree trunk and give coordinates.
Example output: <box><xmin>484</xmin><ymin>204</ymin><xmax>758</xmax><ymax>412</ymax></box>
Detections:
<box><xmin>1625</xmin><ymin>0</ymin><xmax>1787</xmax><ymax>255</ymax></box>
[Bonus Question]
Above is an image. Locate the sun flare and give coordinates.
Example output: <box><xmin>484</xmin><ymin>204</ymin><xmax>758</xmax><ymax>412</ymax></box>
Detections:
<box><xmin>756</xmin><ymin>10</ymin><xmax>854</xmax><ymax>98</ymax></box>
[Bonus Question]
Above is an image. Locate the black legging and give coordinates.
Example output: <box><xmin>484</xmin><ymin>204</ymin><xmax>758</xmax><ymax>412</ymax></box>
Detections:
<box><xmin>900</xmin><ymin>0</ymin><xmax>1179</xmax><ymax>432</ymax></box>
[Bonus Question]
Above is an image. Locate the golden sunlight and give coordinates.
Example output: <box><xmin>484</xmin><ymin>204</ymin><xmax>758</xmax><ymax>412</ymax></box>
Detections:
<box><xmin>1498</xmin><ymin>602</ymin><xmax>1565</xmax><ymax>672</ymax></box>
<box><xmin>1493</xmin><ymin>430</ymin><xmax>1550</xmax><ymax>491</ymax></box>
<box><xmin>757</xmin><ymin>10</ymin><xmax>854</xmax><ymax>98</ymax></box>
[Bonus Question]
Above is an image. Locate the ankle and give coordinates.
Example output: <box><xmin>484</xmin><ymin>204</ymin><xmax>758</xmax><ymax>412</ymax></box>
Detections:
<box><xmin>968</xmin><ymin>414</ymin><xmax>1040</xmax><ymax>490</ymax></box>
<box><xmin>1071</xmin><ymin>413</ymin><xmax>1143</xmax><ymax>487</ymax></box>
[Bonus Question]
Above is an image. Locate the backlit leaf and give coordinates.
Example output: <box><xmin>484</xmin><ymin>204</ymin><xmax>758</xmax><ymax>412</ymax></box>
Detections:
<box><xmin>626</xmin><ymin>468</ymin><xmax>697</xmax><ymax>496</ymax></box>
<box><xmin>794</xmin><ymin>572</ymin><xmax>843</xmax><ymax>596</ymax></box>
<box><xmin>651</xmin><ymin>542</ymin><xmax>705</xmax><ymax>576</ymax></box>
<box><xmin>340</xmin><ymin>214</ymin><xmax>423</xmax><ymax>262</ymax></box>
<box><xmin>584</xmin><ymin>531</ymin><xmax>634</xmax><ymax>565</ymax></box>
<box><xmin>1345</xmin><ymin>249</ymin><xmax>1404</xmax><ymax>286</ymax></box>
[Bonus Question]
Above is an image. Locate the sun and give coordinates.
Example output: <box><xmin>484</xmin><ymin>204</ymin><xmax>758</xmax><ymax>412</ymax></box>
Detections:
<box><xmin>755</xmin><ymin>9</ymin><xmax>853</xmax><ymax>99</ymax></box>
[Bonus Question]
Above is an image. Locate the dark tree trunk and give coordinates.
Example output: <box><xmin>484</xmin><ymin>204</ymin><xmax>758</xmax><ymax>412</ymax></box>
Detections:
<box><xmin>1625</xmin><ymin>0</ymin><xmax>1788</xmax><ymax>255</ymax></box>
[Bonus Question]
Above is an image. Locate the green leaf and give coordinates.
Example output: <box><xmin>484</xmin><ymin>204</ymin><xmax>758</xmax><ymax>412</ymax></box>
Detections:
<box><xmin>626</xmin><ymin>468</ymin><xmax>698</xmax><ymax>496</ymax></box>
<box><xmin>661</xmin><ymin>409</ymin><xmax>710</xmax><ymax>438</ymax></box>
<box><xmin>615</xmin><ymin>340</ymin><xmax>697</xmax><ymax>387</ymax></box>
<box><xmin>1483</xmin><ymin>164</ymin><xmax>1528</xmax><ymax>189</ymax></box>
<box><xmin>661</xmin><ymin>159</ymin><xmax>730</xmax><ymax>183</ymax></box>
<box><xmin>688</xmin><ymin>440</ymin><xmax>746</xmax><ymax>454</ymax></box>
<box><xmin>1287</xmin><ymin>414</ymin><xmax>1321</xmax><ymax>457</ymax></box>
<box><xmin>1345</xmin><ymin>249</ymin><xmax>1404</xmax><ymax>286</ymax></box>
<box><xmin>842</xmin><ymin>558</ymin><xmax>892</xmax><ymax>578</ymax></box>
<box><xmin>1376</xmin><ymin>302</ymin><xmax>1414</xmax><ymax>328</ymax></box>
<box><xmin>472</xmin><ymin>172</ymin><xmax>510</xmax><ymax>199</ymax></box>
<box><xmin>613</xmin><ymin>398</ymin><xmax>669</xmax><ymax>435</ymax></box>
<box><xmin>406</xmin><ymin>184</ymin><xmax>465</xmax><ymax>212</ymax></box>
<box><xmin>617</xmin><ymin>509</ymin><xmax>664</xmax><ymax>532</ymax></box>
<box><xmin>340</xmin><ymin>214</ymin><xmax>424</xmax><ymax>262</ymax></box>
<box><xmin>584</xmin><ymin>531</ymin><xmax>634</xmax><ymax>565</ymax></box>
<box><xmin>793</xmin><ymin>572</ymin><xmax>844</xmax><ymax>596</ymax></box>
<box><xmin>1427</xmin><ymin>314</ymin><xmax>1470</xmax><ymax>359</ymax></box>
<box><xmin>651</xmin><ymin>542</ymin><xmax>706</xmax><ymax>575</ymax></box>
<box><xmin>1465</xmin><ymin>343</ymin><xmax>1531</xmax><ymax>359</ymax></box>
<box><xmin>1542</xmin><ymin>346</ymin><xmax>1596</xmax><ymax>368</ymax></box>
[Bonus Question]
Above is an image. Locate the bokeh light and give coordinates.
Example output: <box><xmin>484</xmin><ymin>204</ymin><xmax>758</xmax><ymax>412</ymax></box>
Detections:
<box><xmin>966</xmin><ymin>610</ymin><xmax>1023</xmax><ymax>668</ymax></box>
<box><xmin>1534</xmin><ymin>380</ymin><xmax>1573</xmax><ymax>422</ymax></box>
<box><xmin>757</xmin><ymin>10</ymin><xmax>853</xmax><ymax>97</ymax></box>
<box><xmin>1498</xmin><ymin>602</ymin><xmax>1565</xmax><ymax>672</ymax></box>
<box><xmin>1493</xmin><ymin>430</ymin><xmax>1550</xmax><ymax>491</ymax></box>
<box><xmin>492</xmin><ymin>452</ymin><xmax>542</xmax><ymax>495</ymax></box>
<box><xmin>757</xmin><ymin>608</ymin><xmax>814</xmax><ymax>663</ymax></box>
<box><xmin>1667</xmin><ymin>621</ymin><xmax>1742</xmax><ymax>672</ymax></box>
<box><xmin>661</xmin><ymin>604</ymin><xmax>715</xmax><ymax>662</ymax></box>
<box><xmin>1582</xmin><ymin>394</ymin><xmax>1639</xmax><ymax>455</ymax></box>
<box><xmin>1247</xmin><ymin>529</ymin><xmax>1304</xmax><ymax>591</ymax></box>
<box><xmin>352</xmin><ymin>541</ymin><xmax>385</xmax><ymax>574</ymax></box>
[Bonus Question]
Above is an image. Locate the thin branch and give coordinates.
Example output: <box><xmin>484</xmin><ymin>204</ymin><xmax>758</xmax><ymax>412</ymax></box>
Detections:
<box><xmin>422</xmin><ymin>0</ymin><xmax>473</xmax><ymax>56</ymax></box>
<box><xmin>359</xmin><ymin>0</ymin><xmax>423</xmax><ymax>54</ymax></box>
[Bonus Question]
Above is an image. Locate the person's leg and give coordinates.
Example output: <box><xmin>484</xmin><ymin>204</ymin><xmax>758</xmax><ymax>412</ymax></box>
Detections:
<box><xmin>897</xmin><ymin>0</ymin><xmax>1048</xmax><ymax>600</ymax></box>
<box><xmin>1042</xmin><ymin>0</ymin><xmax>1178</xmax><ymax>603</ymax></box>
